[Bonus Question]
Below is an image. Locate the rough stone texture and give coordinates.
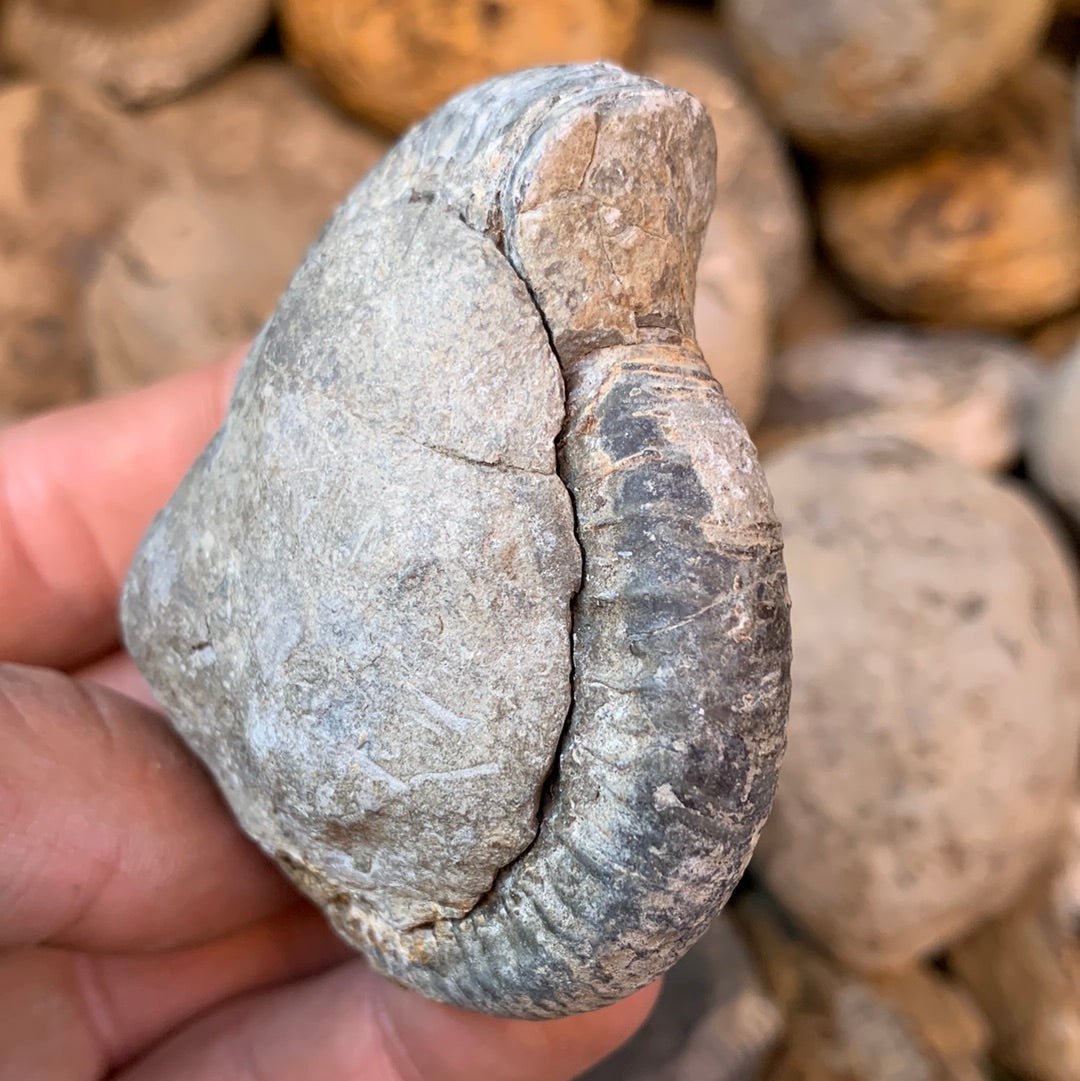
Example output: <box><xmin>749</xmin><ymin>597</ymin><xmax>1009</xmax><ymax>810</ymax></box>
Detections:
<box><xmin>279</xmin><ymin>0</ymin><xmax>646</xmax><ymax>133</ymax></box>
<box><xmin>0</xmin><ymin>0</ymin><xmax>271</xmax><ymax>107</ymax></box>
<box><xmin>122</xmin><ymin>64</ymin><xmax>791</xmax><ymax>1019</ymax></box>
<box><xmin>635</xmin><ymin>5</ymin><xmax>809</xmax><ymax>319</ymax></box>
<box><xmin>89</xmin><ymin>61</ymin><xmax>389</xmax><ymax>392</ymax></box>
<box><xmin>736</xmin><ymin>890</ymin><xmax>992</xmax><ymax>1081</ymax></box>
<box><xmin>819</xmin><ymin>60</ymin><xmax>1080</xmax><ymax>330</ymax></box>
<box><xmin>947</xmin><ymin>867</ymin><xmax>1080</xmax><ymax>1081</ymax></box>
<box><xmin>727</xmin><ymin>0</ymin><xmax>1053</xmax><ymax>163</ymax></box>
<box><xmin>0</xmin><ymin>80</ymin><xmax>162</xmax><ymax>418</ymax></box>
<box><xmin>758</xmin><ymin>432</ymin><xmax>1080</xmax><ymax>972</ymax></box>
<box><xmin>581</xmin><ymin>912</ymin><xmax>782</xmax><ymax>1081</ymax></box>
<box><xmin>756</xmin><ymin>328</ymin><xmax>1044</xmax><ymax>472</ymax></box>
<box><xmin>1028</xmin><ymin>338</ymin><xmax>1080</xmax><ymax>528</ymax></box>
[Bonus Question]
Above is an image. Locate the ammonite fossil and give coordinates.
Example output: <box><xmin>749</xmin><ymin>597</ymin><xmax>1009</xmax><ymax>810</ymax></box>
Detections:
<box><xmin>122</xmin><ymin>63</ymin><xmax>791</xmax><ymax>1019</ymax></box>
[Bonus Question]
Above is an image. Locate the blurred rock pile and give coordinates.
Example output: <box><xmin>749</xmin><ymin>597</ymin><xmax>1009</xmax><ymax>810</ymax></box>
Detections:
<box><xmin>4</xmin><ymin>1</ymin><xmax>1080</xmax><ymax>1079</ymax></box>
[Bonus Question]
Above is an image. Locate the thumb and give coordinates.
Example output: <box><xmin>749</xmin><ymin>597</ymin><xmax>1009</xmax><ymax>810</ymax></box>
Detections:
<box><xmin>116</xmin><ymin>957</ymin><xmax>659</xmax><ymax>1081</ymax></box>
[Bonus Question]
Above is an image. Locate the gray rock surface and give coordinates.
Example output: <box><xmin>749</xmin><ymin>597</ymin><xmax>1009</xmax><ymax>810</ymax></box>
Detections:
<box><xmin>122</xmin><ymin>64</ymin><xmax>791</xmax><ymax>1018</ymax></box>
<box><xmin>759</xmin><ymin>432</ymin><xmax>1080</xmax><ymax>971</ymax></box>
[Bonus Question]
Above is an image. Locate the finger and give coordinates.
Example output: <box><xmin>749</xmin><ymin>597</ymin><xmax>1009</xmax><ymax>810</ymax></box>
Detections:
<box><xmin>83</xmin><ymin>904</ymin><xmax>350</xmax><ymax>1069</ymax></box>
<box><xmin>0</xmin><ymin>904</ymin><xmax>350</xmax><ymax>1081</ymax></box>
<box><xmin>77</xmin><ymin>651</ymin><xmax>159</xmax><ymax>711</ymax></box>
<box><xmin>115</xmin><ymin>959</ymin><xmax>660</xmax><ymax>1081</ymax></box>
<box><xmin>0</xmin><ymin>664</ymin><xmax>293</xmax><ymax>953</ymax></box>
<box><xmin>0</xmin><ymin>351</ymin><xmax>242</xmax><ymax>670</ymax></box>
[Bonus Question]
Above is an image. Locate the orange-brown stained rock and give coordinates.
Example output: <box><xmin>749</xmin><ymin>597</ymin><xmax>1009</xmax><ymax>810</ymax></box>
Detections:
<box><xmin>1027</xmin><ymin>307</ymin><xmax>1080</xmax><ymax>364</ymax></box>
<box><xmin>278</xmin><ymin>0</ymin><xmax>646</xmax><ymax>133</ymax></box>
<box><xmin>819</xmin><ymin>60</ymin><xmax>1080</xmax><ymax>330</ymax></box>
<box><xmin>0</xmin><ymin>80</ymin><xmax>162</xmax><ymax>417</ymax></box>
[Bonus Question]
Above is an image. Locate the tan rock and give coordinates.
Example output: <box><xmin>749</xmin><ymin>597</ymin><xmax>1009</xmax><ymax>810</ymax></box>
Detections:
<box><xmin>279</xmin><ymin>0</ymin><xmax>646</xmax><ymax>133</ymax></box>
<box><xmin>1027</xmin><ymin>337</ymin><xmax>1080</xmax><ymax>528</ymax></box>
<box><xmin>89</xmin><ymin>61</ymin><xmax>390</xmax><ymax>392</ymax></box>
<box><xmin>0</xmin><ymin>248</ymin><xmax>91</xmax><ymax>417</ymax></box>
<box><xmin>773</xmin><ymin>265</ymin><xmax>866</xmax><ymax>354</ymax></box>
<box><xmin>141</xmin><ymin>60</ymin><xmax>389</xmax><ymax>242</ymax></box>
<box><xmin>818</xmin><ymin>60</ymin><xmax>1080</xmax><ymax>329</ymax></box>
<box><xmin>581</xmin><ymin>913</ymin><xmax>783</xmax><ymax>1081</ymax></box>
<box><xmin>0</xmin><ymin>0</ymin><xmax>271</xmax><ymax>107</ymax></box>
<box><xmin>756</xmin><ymin>328</ymin><xmax>1043</xmax><ymax>472</ymax></box>
<box><xmin>693</xmin><ymin>206</ymin><xmax>770</xmax><ymax>429</ymax></box>
<box><xmin>948</xmin><ymin>868</ymin><xmax>1080</xmax><ymax>1081</ymax></box>
<box><xmin>636</xmin><ymin>6</ymin><xmax>809</xmax><ymax>319</ymax></box>
<box><xmin>736</xmin><ymin>891</ymin><xmax>991</xmax><ymax>1081</ymax></box>
<box><xmin>87</xmin><ymin>185</ymin><xmax>289</xmax><ymax>390</ymax></box>
<box><xmin>727</xmin><ymin>0</ymin><xmax>1053</xmax><ymax>163</ymax></box>
<box><xmin>0</xmin><ymin>81</ymin><xmax>162</xmax><ymax>417</ymax></box>
<box><xmin>759</xmin><ymin>432</ymin><xmax>1080</xmax><ymax>971</ymax></box>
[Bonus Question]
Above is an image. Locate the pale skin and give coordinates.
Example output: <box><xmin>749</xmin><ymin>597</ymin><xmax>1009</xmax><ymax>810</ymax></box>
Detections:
<box><xmin>0</xmin><ymin>352</ymin><xmax>658</xmax><ymax>1080</ymax></box>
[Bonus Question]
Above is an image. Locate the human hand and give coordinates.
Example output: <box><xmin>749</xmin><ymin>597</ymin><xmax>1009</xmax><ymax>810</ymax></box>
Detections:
<box><xmin>0</xmin><ymin>356</ymin><xmax>658</xmax><ymax>1080</ymax></box>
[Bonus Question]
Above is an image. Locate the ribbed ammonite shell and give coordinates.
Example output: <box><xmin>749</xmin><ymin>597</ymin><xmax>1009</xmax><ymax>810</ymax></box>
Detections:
<box><xmin>121</xmin><ymin>63</ymin><xmax>791</xmax><ymax>1019</ymax></box>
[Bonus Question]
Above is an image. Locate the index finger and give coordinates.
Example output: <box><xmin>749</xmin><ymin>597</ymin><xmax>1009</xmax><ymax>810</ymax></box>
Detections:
<box><xmin>0</xmin><ymin>354</ymin><xmax>241</xmax><ymax>670</ymax></box>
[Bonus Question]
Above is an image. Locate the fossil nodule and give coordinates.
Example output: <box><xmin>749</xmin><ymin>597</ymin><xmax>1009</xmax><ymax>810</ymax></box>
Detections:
<box><xmin>122</xmin><ymin>63</ymin><xmax>791</xmax><ymax>1019</ymax></box>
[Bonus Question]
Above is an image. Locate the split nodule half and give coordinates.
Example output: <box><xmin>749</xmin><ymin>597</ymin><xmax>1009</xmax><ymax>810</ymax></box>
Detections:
<box><xmin>121</xmin><ymin>62</ymin><xmax>792</xmax><ymax>1019</ymax></box>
